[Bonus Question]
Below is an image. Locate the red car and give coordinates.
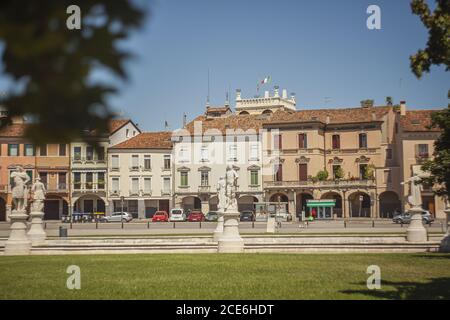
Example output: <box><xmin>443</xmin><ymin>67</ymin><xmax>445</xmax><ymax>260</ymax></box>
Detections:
<box><xmin>152</xmin><ymin>211</ymin><xmax>169</xmax><ymax>222</ymax></box>
<box><xmin>187</xmin><ymin>211</ymin><xmax>205</xmax><ymax>222</ymax></box>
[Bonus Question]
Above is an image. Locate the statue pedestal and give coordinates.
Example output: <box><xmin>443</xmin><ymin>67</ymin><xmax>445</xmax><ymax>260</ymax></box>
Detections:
<box><xmin>218</xmin><ymin>212</ymin><xmax>244</xmax><ymax>253</ymax></box>
<box><xmin>27</xmin><ymin>211</ymin><xmax>46</xmax><ymax>246</ymax></box>
<box><xmin>439</xmin><ymin>209</ymin><xmax>450</xmax><ymax>253</ymax></box>
<box><xmin>266</xmin><ymin>216</ymin><xmax>276</xmax><ymax>233</ymax></box>
<box><xmin>4</xmin><ymin>210</ymin><xmax>31</xmax><ymax>255</ymax></box>
<box><xmin>213</xmin><ymin>216</ymin><xmax>224</xmax><ymax>242</ymax></box>
<box><xmin>406</xmin><ymin>207</ymin><xmax>427</xmax><ymax>242</ymax></box>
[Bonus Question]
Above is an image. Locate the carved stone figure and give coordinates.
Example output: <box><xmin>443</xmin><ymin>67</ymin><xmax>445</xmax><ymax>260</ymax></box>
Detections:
<box><xmin>31</xmin><ymin>177</ymin><xmax>46</xmax><ymax>212</ymax></box>
<box><xmin>11</xmin><ymin>166</ymin><xmax>30</xmax><ymax>212</ymax></box>
<box><xmin>401</xmin><ymin>174</ymin><xmax>423</xmax><ymax>208</ymax></box>
<box><xmin>225</xmin><ymin>165</ymin><xmax>238</xmax><ymax>212</ymax></box>
<box><xmin>217</xmin><ymin>177</ymin><xmax>226</xmax><ymax>212</ymax></box>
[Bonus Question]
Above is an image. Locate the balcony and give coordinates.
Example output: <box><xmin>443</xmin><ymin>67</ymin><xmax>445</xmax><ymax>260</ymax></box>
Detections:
<box><xmin>198</xmin><ymin>185</ymin><xmax>210</xmax><ymax>193</ymax></box>
<box><xmin>264</xmin><ymin>179</ymin><xmax>375</xmax><ymax>189</ymax></box>
<box><xmin>71</xmin><ymin>157</ymin><xmax>106</xmax><ymax>165</ymax></box>
<box><xmin>45</xmin><ymin>183</ymin><xmax>69</xmax><ymax>193</ymax></box>
<box><xmin>72</xmin><ymin>183</ymin><xmax>106</xmax><ymax>193</ymax></box>
<box><xmin>128</xmin><ymin>189</ymin><xmax>140</xmax><ymax>197</ymax></box>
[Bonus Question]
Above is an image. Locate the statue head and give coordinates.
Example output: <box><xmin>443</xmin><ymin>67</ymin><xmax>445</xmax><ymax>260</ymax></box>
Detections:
<box><xmin>16</xmin><ymin>165</ymin><xmax>24</xmax><ymax>172</ymax></box>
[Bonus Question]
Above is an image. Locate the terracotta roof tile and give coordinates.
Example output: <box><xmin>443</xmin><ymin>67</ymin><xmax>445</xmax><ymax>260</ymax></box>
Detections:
<box><xmin>0</xmin><ymin>123</ymin><xmax>27</xmax><ymax>137</ymax></box>
<box><xmin>110</xmin><ymin>131</ymin><xmax>173</xmax><ymax>149</ymax></box>
<box><xmin>183</xmin><ymin>114</ymin><xmax>265</xmax><ymax>135</ymax></box>
<box><xmin>109</xmin><ymin>119</ymin><xmax>130</xmax><ymax>134</ymax></box>
<box><xmin>267</xmin><ymin>106</ymin><xmax>392</xmax><ymax>125</ymax></box>
<box><xmin>400</xmin><ymin>110</ymin><xmax>441</xmax><ymax>132</ymax></box>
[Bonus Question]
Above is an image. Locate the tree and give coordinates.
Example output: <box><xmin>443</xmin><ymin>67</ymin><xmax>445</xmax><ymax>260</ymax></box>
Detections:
<box><xmin>410</xmin><ymin>0</ymin><xmax>450</xmax><ymax>78</ymax></box>
<box><xmin>0</xmin><ymin>1</ymin><xmax>147</xmax><ymax>143</ymax></box>
<box><xmin>421</xmin><ymin>106</ymin><xmax>450</xmax><ymax>199</ymax></box>
<box><xmin>409</xmin><ymin>0</ymin><xmax>450</xmax><ymax>199</ymax></box>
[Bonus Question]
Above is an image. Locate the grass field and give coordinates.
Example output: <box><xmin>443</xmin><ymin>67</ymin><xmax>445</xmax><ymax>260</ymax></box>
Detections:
<box><xmin>0</xmin><ymin>253</ymin><xmax>449</xmax><ymax>300</ymax></box>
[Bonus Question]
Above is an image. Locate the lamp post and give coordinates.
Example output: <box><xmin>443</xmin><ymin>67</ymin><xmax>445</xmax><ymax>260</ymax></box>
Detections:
<box><xmin>120</xmin><ymin>195</ymin><xmax>124</xmax><ymax>229</ymax></box>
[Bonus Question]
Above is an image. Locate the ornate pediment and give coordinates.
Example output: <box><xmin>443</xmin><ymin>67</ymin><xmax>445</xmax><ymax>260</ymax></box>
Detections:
<box><xmin>355</xmin><ymin>156</ymin><xmax>370</xmax><ymax>163</ymax></box>
<box><xmin>198</xmin><ymin>166</ymin><xmax>211</xmax><ymax>172</ymax></box>
<box><xmin>247</xmin><ymin>165</ymin><xmax>260</xmax><ymax>170</ymax></box>
<box><xmin>328</xmin><ymin>156</ymin><xmax>343</xmax><ymax>164</ymax></box>
<box><xmin>295</xmin><ymin>156</ymin><xmax>310</xmax><ymax>164</ymax></box>
<box><xmin>177</xmin><ymin>166</ymin><xmax>191</xmax><ymax>172</ymax></box>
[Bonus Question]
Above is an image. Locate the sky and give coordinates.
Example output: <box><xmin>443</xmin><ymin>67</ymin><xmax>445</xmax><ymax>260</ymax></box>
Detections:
<box><xmin>2</xmin><ymin>0</ymin><xmax>450</xmax><ymax>131</ymax></box>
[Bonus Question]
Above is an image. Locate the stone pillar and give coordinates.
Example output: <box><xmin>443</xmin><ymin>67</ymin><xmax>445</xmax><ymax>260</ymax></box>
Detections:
<box><xmin>439</xmin><ymin>209</ymin><xmax>450</xmax><ymax>252</ymax></box>
<box><xmin>218</xmin><ymin>212</ymin><xmax>244</xmax><ymax>253</ymax></box>
<box><xmin>6</xmin><ymin>204</ymin><xmax>12</xmax><ymax>222</ymax></box>
<box><xmin>4</xmin><ymin>210</ymin><xmax>31</xmax><ymax>255</ymax></box>
<box><xmin>288</xmin><ymin>195</ymin><xmax>295</xmax><ymax>222</ymax></box>
<box><xmin>137</xmin><ymin>199</ymin><xmax>145</xmax><ymax>219</ymax></box>
<box><xmin>27</xmin><ymin>211</ymin><xmax>46</xmax><ymax>246</ymax></box>
<box><xmin>213</xmin><ymin>215</ymin><xmax>224</xmax><ymax>241</ymax></box>
<box><xmin>406</xmin><ymin>207</ymin><xmax>427</xmax><ymax>242</ymax></box>
<box><xmin>343</xmin><ymin>197</ymin><xmax>349</xmax><ymax>219</ymax></box>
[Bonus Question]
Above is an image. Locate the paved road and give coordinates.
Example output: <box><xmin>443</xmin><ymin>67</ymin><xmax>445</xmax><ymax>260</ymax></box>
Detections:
<box><xmin>0</xmin><ymin>219</ymin><xmax>446</xmax><ymax>237</ymax></box>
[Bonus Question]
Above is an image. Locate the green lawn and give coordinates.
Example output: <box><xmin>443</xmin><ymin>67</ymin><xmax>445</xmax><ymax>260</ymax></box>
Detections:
<box><xmin>0</xmin><ymin>253</ymin><xmax>449</xmax><ymax>300</ymax></box>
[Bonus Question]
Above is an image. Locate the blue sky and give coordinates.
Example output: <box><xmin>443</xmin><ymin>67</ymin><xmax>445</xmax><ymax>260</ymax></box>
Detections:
<box><xmin>2</xmin><ymin>0</ymin><xmax>449</xmax><ymax>131</ymax></box>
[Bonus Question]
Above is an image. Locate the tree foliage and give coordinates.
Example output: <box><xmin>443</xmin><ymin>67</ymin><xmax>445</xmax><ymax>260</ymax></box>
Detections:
<box><xmin>410</xmin><ymin>0</ymin><xmax>450</xmax><ymax>78</ymax></box>
<box><xmin>0</xmin><ymin>1</ymin><xmax>147</xmax><ymax>143</ymax></box>
<box><xmin>422</xmin><ymin>106</ymin><xmax>450</xmax><ymax>199</ymax></box>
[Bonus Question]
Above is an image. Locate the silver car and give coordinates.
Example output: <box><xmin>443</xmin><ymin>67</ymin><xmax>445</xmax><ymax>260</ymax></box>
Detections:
<box><xmin>103</xmin><ymin>212</ymin><xmax>133</xmax><ymax>223</ymax></box>
<box><xmin>169</xmin><ymin>209</ymin><xmax>186</xmax><ymax>222</ymax></box>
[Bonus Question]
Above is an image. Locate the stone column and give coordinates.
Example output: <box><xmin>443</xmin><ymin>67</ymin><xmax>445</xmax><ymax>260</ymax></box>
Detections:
<box><xmin>439</xmin><ymin>208</ymin><xmax>450</xmax><ymax>252</ymax></box>
<box><xmin>27</xmin><ymin>211</ymin><xmax>46</xmax><ymax>246</ymax></box>
<box><xmin>4</xmin><ymin>210</ymin><xmax>31</xmax><ymax>255</ymax></box>
<box><xmin>218</xmin><ymin>212</ymin><xmax>244</xmax><ymax>253</ymax></box>
<box><xmin>137</xmin><ymin>199</ymin><xmax>145</xmax><ymax>219</ymax></box>
<box><xmin>406</xmin><ymin>207</ymin><xmax>428</xmax><ymax>242</ymax></box>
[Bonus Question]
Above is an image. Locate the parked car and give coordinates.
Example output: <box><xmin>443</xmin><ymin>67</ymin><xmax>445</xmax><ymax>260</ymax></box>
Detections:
<box><xmin>102</xmin><ymin>212</ymin><xmax>133</xmax><ymax>223</ymax></box>
<box><xmin>240</xmin><ymin>211</ymin><xmax>255</xmax><ymax>222</ymax></box>
<box><xmin>187</xmin><ymin>211</ymin><xmax>205</xmax><ymax>222</ymax></box>
<box><xmin>392</xmin><ymin>211</ymin><xmax>435</xmax><ymax>225</ymax></box>
<box><xmin>152</xmin><ymin>211</ymin><xmax>169</xmax><ymax>222</ymax></box>
<box><xmin>170</xmin><ymin>208</ymin><xmax>186</xmax><ymax>222</ymax></box>
<box><xmin>205</xmin><ymin>211</ymin><xmax>219</xmax><ymax>222</ymax></box>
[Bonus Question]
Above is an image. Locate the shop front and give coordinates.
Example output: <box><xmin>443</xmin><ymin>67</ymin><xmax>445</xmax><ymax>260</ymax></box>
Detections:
<box><xmin>306</xmin><ymin>199</ymin><xmax>336</xmax><ymax>219</ymax></box>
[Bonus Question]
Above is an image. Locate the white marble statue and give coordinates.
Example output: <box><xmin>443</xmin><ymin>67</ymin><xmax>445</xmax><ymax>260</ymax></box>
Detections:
<box><xmin>217</xmin><ymin>177</ymin><xmax>226</xmax><ymax>212</ymax></box>
<box><xmin>401</xmin><ymin>174</ymin><xmax>423</xmax><ymax>208</ymax></box>
<box><xmin>31</xmin><ymin>177</ymin><xmax>46</xmax><ymax>212</ymax></box>
<box><xmin>11</xmin><ymin>166</ymin><xmax>30</xmax><ymax>212</ymax></box>
<box><xmin>225</xmin><ymin>165</ymin><xmax>238</xmax><ymax>212</ymax></box>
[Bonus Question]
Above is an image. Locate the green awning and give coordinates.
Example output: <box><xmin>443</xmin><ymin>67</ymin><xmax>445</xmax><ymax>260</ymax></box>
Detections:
<box><xmin>306</xmin><ymin>200</ymin><xmax>335</xmax><ymax>207</ymax></box>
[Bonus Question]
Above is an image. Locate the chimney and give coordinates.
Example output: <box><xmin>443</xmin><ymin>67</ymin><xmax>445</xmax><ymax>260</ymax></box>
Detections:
<box><xmin>264</xmin><ymin>91</ymin><xmax>269</xmax><ymax>98</ymax></box>
<box><xmin>274</xmin><ymin>86</ymin><xmax>280</xmax><ymax>98</ymax></box>
<box><xmin>326</xmin><ymin>116</ymin><xmax>330</xmax><ymax>124</ymax></box>
<box><xmin>400</xmin><ymin>100</ymin><xmax>406</xmax><ymax>116</ymax></box>
<box><xmin>236</xmin><ymin>89</ymin><xmax>242</xmax><ymax>101</ymax></box>
<box><xmin>282</xmin><ymin>89</ymin><xmax>288</xmax><ymax>99</ymax></box>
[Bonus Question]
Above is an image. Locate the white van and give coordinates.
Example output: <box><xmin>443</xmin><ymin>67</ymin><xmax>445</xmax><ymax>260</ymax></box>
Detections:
<box><xmin>170</xmin><ymin>208</ymin><xmax>186</xmax><ymax>222</ymax></box>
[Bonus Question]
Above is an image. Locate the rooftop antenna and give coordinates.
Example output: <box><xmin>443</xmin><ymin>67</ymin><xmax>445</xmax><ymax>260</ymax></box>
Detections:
<box><xmin>183</xmin><ymin>112</ymin><xmax>187</xmax><ymax>128</ymax></box>
<box><xmin>206</xmin><ymin>68</ymin><xmax>210</xmax><ymax>106</ymax></box>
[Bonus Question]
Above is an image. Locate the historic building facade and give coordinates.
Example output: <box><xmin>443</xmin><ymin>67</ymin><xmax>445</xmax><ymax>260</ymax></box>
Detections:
<box><xmin>108</xmin><ymin>131</ymin><xmax>173</xmax><ymax>218</ymax></box>
<box><xmin>0</xmin><ymin>87</ymin><xmax>446</xmax><ymax>220</ymax></box>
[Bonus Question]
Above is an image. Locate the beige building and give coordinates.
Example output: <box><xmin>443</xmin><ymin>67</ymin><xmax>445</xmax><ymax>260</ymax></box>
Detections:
<box><xmin>70</xmin><ymin>119</ymin><xmax>139</xmax><ymax>216</ymax></box>
<box><xmin>398</xmin><ymin>108</ymin><xmax>445</xmax><ymax>217</ymax></box>
<box><xmin>108</xmin><ymin>132</ymin><xmax>173</xmax><ymax>218</ymax></box>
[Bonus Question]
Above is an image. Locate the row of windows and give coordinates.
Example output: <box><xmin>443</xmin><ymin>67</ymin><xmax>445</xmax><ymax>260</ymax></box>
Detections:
<box><xmin>0</xmin><ymin>143</ymin><xmax>70</xmax><ymax>157</ymax></box>
<box><xmin>272</xmin><ymin>163</ymin><xmax>374</xmax><ymax>182</ymax></box>
<box><xmin>179</xmin><ymin>170</ymin><xmax>259</xmax><ymax>187</ymax></box>
<box><xmin>178</xmin><ymin>144</ymin><xmax>259</xmax><ymax>162</ymax></box>
<box><xmin>73</xmin><ymin>146</ymin><xmax>105</xmax><ymax>161</ymax></box>
<box><xmin>111</xmin><ymin>177</ymin><xmax>171</xmax><ymax>194</ymax></box>
<box><xmin>111</xmin><ymin>154</ymin><xmax>171</xmax><ymax>170</ymax></box>
<box><xmin>272</xmin><ymin>133</ymin><xmax>369</xmax><ymax>150</ymax></box>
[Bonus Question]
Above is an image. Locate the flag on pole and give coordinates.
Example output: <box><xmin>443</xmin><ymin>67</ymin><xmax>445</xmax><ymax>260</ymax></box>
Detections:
<box><xmin>257</xmin><ymin>76</ymin><xmax>271</xmax><ymax>91</ymax></box>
